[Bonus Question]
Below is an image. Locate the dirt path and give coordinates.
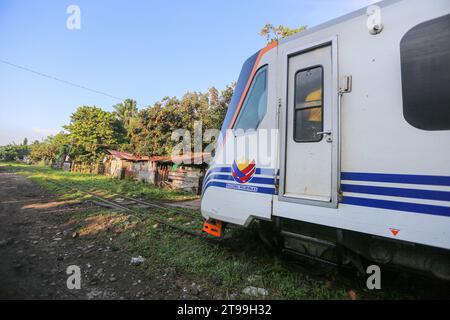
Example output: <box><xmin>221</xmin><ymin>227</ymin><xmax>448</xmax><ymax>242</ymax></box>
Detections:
<box><xmin>0</xmin><ymin>170</ymin><xmax>195</xmax><ymax>300</ymax></box>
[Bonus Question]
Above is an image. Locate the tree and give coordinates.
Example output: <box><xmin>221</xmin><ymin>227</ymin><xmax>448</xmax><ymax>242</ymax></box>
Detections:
<box><xmin>0</xmin><ymin>143</ymin><xmax>29</xmax><ymax>161</ymax></box>
<box><xmin>208</xmin><ymin>87</ymin><xmax>219</xmax><ymax>107</ymax></box>
<box><xmin>29</xmin><ymin>133</ymin><xmax>70</xmax><ymax>165</ymax></box>
<box><xmin>23</xmin><ymin>137</ymin><xmax>28</xmax><ymax>146</ymax></box>
<box><xmin>8</xmin><ymin>83</ymin><xmax>234</xmax><ymax>165</ymax></box>
<box><xmin>127</xmin><ymin>84</ymin><xmax>235</xmax><ymax>157</ymax></box>
<box><xmin>64</xmin><ymin>106</ymin><xmax>126</xmax><ymax>163</ymax></box>
<box><xmin>259</xmin><ymin>24</ymin><xmax>307</xmax><ymax>44</ymax></box>
<box><xmin>0</xmin><ymin>145</ymin><xmax>16</xmax><ymax>161</ymax></box>
<box><xmin>113</xmin><ymin>99</ymin><xmax>138</xmax><ymax>131</ymax></box>
<box><xmin>112</xmin><ymin>99</ymin><xmax>139</xmax><ymax>152</ymax></box>
<box><xmin>203</xmin><ymin>84</ymin><xmax>234</xmax><ymax>132</ymax></box>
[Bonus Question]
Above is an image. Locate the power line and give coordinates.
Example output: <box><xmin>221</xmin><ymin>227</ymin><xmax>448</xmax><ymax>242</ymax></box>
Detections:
<box><xmin>0</xmin><ymin>58</ymin><xmax>144</xmax><ymax>107</ymax></box>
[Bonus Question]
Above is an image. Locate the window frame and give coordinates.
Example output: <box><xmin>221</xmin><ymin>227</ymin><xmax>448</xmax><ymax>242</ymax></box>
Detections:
<box><xmin>233</xmin><ymin>65</ymin><xmax>269</xmax><ymax>133</ymax></box>
<box><xmin>293</xmin><ymin>65</ymin><xmax>325</xmax><ymax>143</ymax></box>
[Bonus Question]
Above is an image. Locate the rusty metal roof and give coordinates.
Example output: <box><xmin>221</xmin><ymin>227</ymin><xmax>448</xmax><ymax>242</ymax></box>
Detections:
<box><xmin>106</xmin><ymin>150</ymin><xmax>151</xmax><ymax>161</ymax></box>
<box><xmin>107</xmin><ymin>150</ymin><xmax>210</xmax><ymax>164</ymax></box>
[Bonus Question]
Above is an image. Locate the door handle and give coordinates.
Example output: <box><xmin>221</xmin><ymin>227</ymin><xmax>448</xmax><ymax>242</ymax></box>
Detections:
<box><xmin>317</xmin><ymin>131</ymin><xmax>333</xmax><ymax>143</ymax></box>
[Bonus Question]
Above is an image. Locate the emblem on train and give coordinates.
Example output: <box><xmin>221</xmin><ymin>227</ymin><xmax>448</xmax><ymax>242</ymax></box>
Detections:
<box><xmin>231</xmin><ymin>160</ymin><xmax>256</xmax><ymax>184</ymax></box>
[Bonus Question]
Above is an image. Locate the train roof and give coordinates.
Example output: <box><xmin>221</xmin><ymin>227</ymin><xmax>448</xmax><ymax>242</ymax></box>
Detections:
<box><xmin>279</xmin><ymin>0</ymin><xmax>403</xmax><ymax>45</ymax></box>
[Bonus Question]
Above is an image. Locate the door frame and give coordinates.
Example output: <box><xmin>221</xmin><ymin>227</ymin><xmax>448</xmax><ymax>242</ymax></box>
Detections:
<box><xmin>278</xmin><ymin>37</ymin><xmax>340</xmax><ymax>209</ymax></box>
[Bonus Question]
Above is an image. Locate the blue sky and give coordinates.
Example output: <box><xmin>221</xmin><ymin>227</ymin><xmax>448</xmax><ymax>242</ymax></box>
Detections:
<box><xmin>0</xmin><ymin>0</ymin><xmax>375</xmax><ymax>145</ymax></box>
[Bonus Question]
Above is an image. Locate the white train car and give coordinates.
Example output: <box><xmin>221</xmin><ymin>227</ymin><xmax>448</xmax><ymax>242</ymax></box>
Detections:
<box><xmin>201</xmin><ymin>0</ymin><xmax>450</xmax><ymax>279</ymax></box>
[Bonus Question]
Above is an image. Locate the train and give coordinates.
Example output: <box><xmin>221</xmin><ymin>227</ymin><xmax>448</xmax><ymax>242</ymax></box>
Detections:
<box><xmin>201</xmin><ymin>0</ymin><xmax>450</xmax><ymax>280</ymax></box>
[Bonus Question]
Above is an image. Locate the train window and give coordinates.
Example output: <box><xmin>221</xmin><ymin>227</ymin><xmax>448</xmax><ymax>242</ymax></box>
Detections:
<box><xmin>294</xmin><ymin>66</ymin><xmax>324</xmax><ymax>142</ymax></box>
<box><xmin>234</xmin><ymin>66</ymin><xmax>268</xmax><ymax>132</ymax></box>
<box><xmin>401</xmin><ymin>14</ymin><xmax>450</xmax><ymax>131</ymax></box>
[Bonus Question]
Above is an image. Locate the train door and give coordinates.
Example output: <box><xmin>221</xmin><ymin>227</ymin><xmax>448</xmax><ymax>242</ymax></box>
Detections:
<box><xmin>279</xmin><ymin>41</ymin><xmax>339</xmax><ymax>207</ymax></box>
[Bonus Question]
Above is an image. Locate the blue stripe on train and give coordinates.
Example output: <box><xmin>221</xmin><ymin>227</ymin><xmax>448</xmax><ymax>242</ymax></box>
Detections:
<box><xmin>341</xmin><ymin>184</ymin><xmax>450</xmax><ymax>202</ymax></box>
<box><xmin>205</xmin><ymin>167</ymin><xmax>276</xmax><ymax>178</ymax></box>
<box><xmin>341</xmin><ymin>172</ymin><xmax>450</xmax><ymax>187</ymax></box>
<box><xmin>202</xmin><ymin>171</ymin><xmax>450</xmax><ymax>217</ymax></box>
<box><xmin>342</xmin><ymin>196</ymin><xmax>450</xmax><ymax>217</ymax></box>
<box><xmin>203</xmin><ymin>167</ymin><xmax>276</xmax><ymax>188</ymax></box>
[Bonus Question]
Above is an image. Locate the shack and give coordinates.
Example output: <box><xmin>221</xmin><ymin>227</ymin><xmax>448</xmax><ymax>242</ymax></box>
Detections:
<box><xmin>104</xmin><ymin>150</ymin><xmax>210</xmax><ymax>194</ymax></box>
<box><xmin>103</xmin><ymin>150</ymin><xmax>149</xmax><ymax>180</ymax></box>
<box><xmin>157</xmin><ymin>153</ymin><xmax>211</xmax><ymax>194</ymax></box>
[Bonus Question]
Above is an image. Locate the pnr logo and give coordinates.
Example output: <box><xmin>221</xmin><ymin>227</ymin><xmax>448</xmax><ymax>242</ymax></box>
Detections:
<box><xmin>232</xmin><ymin>160</ymin><xmax>256</xmax><ymax>184</ymax></box>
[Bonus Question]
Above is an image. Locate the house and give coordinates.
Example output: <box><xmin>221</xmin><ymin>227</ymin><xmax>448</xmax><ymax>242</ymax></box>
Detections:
<box><xmin>104</xmin><ymin>150</ymin><xmax>210</xmax><ymax>194</ymax></box>
<box><xmin>103</xmin><ymin>150</ymin><xmax>150</xmax><ymax>180</ymax></box>
<box><xmin>156</xmin><ymin>153</ymin><xmax>211</xmax><ymax>194</ymax></box>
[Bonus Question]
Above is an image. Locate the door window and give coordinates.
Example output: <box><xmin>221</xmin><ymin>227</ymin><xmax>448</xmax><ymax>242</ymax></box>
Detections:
<box><xmin>294</xmin><ymin>66</ymin><xmax>324</xmax><ymax>142</ymax></box>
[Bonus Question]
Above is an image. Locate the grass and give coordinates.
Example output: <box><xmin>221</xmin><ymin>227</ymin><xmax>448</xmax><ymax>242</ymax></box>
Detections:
<box><xmin>1</xmin><ymin>162</ymin><xmax>198</xmax><ymax>201</ymax></box>
<box><xmin>125</xmin><ymin>222</ymin><xmax>353</xmax><ymax>299</ymax></box>
<box><xmin>1</xmin><ymin>161</ymin><xmax>419</xmax><ymax>300</ymax></box>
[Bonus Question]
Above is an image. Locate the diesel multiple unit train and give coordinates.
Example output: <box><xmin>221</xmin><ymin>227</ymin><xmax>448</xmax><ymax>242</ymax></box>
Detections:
<box><xmin>201</xmin><ymin>0</ymin><xmax>450</xmax><ymax>280</ymax></box>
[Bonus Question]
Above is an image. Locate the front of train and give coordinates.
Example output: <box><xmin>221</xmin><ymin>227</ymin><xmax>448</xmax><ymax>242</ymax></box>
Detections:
<box><xmin>200</xmin><ymin>41</ymin><xmax>278</xmax><ymax>237</ymax></box>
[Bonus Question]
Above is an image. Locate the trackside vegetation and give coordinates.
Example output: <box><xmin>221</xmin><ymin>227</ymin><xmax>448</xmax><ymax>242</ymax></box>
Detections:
<box><xmin>2</xmin><ymin>162</ymin><xmax>196</xmax><ymax>202</ymax></box>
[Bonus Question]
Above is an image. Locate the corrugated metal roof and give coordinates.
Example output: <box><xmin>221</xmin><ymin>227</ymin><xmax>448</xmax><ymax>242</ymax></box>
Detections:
<box><xmin>106</xmin><ymin>150</ymin><xmax>210</xmax><ymax>164</ymax></box>
<box><xmin>106</xmin><ymin>150</ymin><xmax>137</xmax><ymax>161</ymax></box>
<box><xmin>172</xmin><ymin>153</ymin><xmax>211</xmax><ymax>164</ymax></box>
<box><xmin>106</xmin><ymin>150</ymin><xmax>153</xmax><ymax>161</ymax></box>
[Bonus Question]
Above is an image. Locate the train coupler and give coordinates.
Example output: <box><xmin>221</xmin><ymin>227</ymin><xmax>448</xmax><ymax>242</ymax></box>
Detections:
<box><xmin>202</xmin><ymin>219</ymin><xmax>224</xmax><ymax>238</ymax></box>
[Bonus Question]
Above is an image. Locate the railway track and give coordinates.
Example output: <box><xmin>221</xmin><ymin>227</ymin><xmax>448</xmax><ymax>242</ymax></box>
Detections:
<box><xmin>43</xmin><ymin>178</ymin><xmax>222</xmax><ymax>241</ymax></box>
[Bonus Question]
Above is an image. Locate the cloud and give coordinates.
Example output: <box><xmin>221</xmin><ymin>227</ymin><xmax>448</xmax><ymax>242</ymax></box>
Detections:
<box><xmin>33</xmin><ymin>127</ymin><xmax>60</xmax><ymax>136</ymax></box>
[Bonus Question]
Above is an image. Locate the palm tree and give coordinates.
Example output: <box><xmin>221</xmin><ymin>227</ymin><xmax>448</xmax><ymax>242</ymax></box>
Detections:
<box><xmin>113</xmin><ymin>99</ymin><xmax>138</xmax><ymax>130</ymax></box>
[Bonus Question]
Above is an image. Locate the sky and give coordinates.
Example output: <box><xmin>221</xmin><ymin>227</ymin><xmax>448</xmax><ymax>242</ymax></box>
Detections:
<box><xmin>0</xmin><ymin>0</ymin><xmax>376</xmax><ymax>145</ymax></box>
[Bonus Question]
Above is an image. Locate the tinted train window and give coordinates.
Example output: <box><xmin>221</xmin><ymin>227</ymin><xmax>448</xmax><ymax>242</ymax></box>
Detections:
<box><xmin>234</xmin><ymin>66</ymin><xmax>268</xmax><ymax>132</ymax></box>
<box><xmin>401</xmin><ymin>14</ymin><xmax>450</xmax><ymax>131</ymax></box>
<box><xmin>294</xmin><ymin>66</ymin><xmax>323</xmax><ymax>142</ymax></box>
